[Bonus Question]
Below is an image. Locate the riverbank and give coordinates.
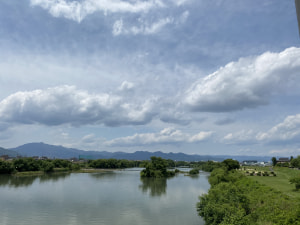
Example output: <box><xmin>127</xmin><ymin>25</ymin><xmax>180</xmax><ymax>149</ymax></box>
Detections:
<box><xmin>198</xmin><ymin>166</ymin><xmax>300</xmax><ymax>225</ymax></box>
<box><xmin>242</xmin><ymin>166</ymin><xmax>300</xmax><ymax>199</ymax></box>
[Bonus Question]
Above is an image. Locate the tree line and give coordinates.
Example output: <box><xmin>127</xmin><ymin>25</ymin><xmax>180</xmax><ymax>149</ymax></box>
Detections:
<box><xmin>0</xmin><ymin>158</ymin><xmax>143</xmax><ymax>174</ymax></box>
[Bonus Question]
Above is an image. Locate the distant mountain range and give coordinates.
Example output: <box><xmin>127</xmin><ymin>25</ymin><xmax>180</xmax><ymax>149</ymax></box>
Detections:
<box><xmin>0</xmin><ymin>147</ymin><xmax>19</xmax><ymax>157</ymax></box>
<box><xmin>1</xmin><ymin>142</ymin><xmax>272</xmax><ymax>162</ymax></box>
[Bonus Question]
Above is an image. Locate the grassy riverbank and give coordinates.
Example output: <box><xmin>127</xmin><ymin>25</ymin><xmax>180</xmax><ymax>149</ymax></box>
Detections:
<box><xmin>198</xmin><ymin>164</ymin><xmax>300</xmax><ymax>225</ymax></box>
<box><xmin>242</xmin><ymin>166</ymin><xmax>300</xmax><ymax>199</ymax></box>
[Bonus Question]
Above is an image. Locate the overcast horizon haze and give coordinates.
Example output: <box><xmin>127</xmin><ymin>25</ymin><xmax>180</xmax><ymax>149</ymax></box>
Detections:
<box><xmin>0</xmin><ymin>0</ymin><xmax>300</xmax><ymax>156</ymax></box>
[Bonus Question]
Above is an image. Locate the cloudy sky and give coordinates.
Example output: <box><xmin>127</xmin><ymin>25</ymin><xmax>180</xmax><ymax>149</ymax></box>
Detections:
<box><xmin>0</xmin><ymin>0</ymin><xmax>299</xmax><ymax>156</ymax></box>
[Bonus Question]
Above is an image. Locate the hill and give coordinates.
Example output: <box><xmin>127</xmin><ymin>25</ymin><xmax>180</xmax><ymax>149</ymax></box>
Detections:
<box><xmin>0</xmin><ymin>147</ymin><xmax>19</xmax><ymax>157</ymax></box>
<box><xmin>9</xmin><ymin>142</ymin><xmax>271</xmax><ymax>162</ymax></box>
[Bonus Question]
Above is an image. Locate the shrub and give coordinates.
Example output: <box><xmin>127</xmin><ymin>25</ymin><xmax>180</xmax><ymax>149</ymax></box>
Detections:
<box><xmin>189</xmin><ymin>168</ymin><xmax>199</xmax><ymax>175</ymax></box>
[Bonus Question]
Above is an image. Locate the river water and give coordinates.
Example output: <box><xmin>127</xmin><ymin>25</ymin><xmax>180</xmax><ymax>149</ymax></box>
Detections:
<box><xmin>0</xmin><ymin>169</ymin><xmax>210</xmax><ymax>225</ymax></box>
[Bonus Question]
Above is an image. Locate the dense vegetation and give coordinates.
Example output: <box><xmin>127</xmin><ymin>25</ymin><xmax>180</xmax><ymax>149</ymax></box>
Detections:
<box><xmin>140</xmin><ymin>156</ymin><xmax>176</xmax><ymax>178</ymax></box>
<box><xmin>88</xmin><ymin>158</ymin><xmax>139</xmax><ymax>169</ymax></box>
<box><xmin>188</xmin><ymin>168</ymin><xmax>199</xmax><ymax>175</ymax></box>
<box><xmin>197</xmin><ymin>160</ymin><xmax>300</xmax><ymax>225</ymax></box>
<box><xmin>291</xmin><ymin>155</ymin><xmax>300</xmax><ymax>168</ymax></box>
<box><xmin>0</xmin><ymin>158</ymin><xmax>145</xmax><ymax>174</ymax></box>
<box><xmin>0</xmin><ymin>158</ymin><xmax>82</xmax><ymax>174</ymax></box>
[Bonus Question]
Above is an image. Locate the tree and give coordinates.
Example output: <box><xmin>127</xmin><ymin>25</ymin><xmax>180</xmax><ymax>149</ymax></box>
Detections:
<box><xmin>0</xmin><ymin>161</ymin><xmax>15</xmax><ymax>174</ymax></box>
<box><xmin>197</xmin><ymin>182</ymin><xmax>250</xmax><ymax>225</ymax></box>
<box><xmin>289</xmin><ymin>176</ymin><xmax>300</xmax><ymax>191</ymax></box>
<box><xmin>140</xmin><ymin>157</ymin><xmax>175</xmax><ymax>178</ymax></box>
<box><xmin>189</xmin><ymin>168</ymin><xmax>199</xmax><ymax>175</ymax></box>
<box><xmin>222</xmin><ymin>159</ymin><xmax>240</xmax><ymax>171</ymax></box>
<box><xmin>291</xmin><ymin>156</ymin><xmax>300</xmax><ymax>168</ymax></box>
<box><xmin>271</xmin><ymin>157</ymin><xmax>277</xmax><ymax>166</ymax></box>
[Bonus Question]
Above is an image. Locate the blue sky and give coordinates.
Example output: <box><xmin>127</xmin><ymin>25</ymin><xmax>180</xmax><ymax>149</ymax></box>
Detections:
<box><xmin>0</xmin><ymin>0</ymin><xmax>300</xmax><ymax>156</ymax></box>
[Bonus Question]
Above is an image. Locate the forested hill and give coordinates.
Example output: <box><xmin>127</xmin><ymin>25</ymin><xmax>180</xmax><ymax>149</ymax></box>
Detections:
<box><xmin>7</xmin><ymin>142</ymin><xmax>271</xmax><ymax>162</ymax></box>
<box><xmin>0</xmin><ymin>147</ymin><xmax>19</xmax><ymax>157</ymax></box>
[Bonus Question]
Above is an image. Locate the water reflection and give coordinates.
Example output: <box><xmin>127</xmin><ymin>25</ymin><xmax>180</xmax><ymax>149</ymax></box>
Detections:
<box><xmin>89</xmin><ymin>171</ymin><xmax>117</xmax><ymax>179</ymax></box>
<box><xmin>188</xmin><ymin>174</ymin><xmax>200</xmax><ymax>179</ymax></box>
<box><xmin>0</xmin><ymin>172</ymin><xmax>71</xmax><ymax>187</ymax></box>
<box><xmin>139</xmin><ymin>178</ymin><xmax>167</xmax><ymax>197</ymax></box>
<box><xmin>39</xmin><ymin>172</ymin><xmax>70</xmax><ymax>183</ymax></box>
<box><xmin>0</xmin><ymin>175</ymin><xmax>37</xmax><ymax>188</ymax></box>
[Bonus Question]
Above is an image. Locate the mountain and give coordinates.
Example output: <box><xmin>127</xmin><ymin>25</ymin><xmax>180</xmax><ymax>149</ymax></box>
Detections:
<box><xmin>0</xmin><ymin>147</ymin><xmax>19</xmax><ymax>157</ymax></box>
<box><xmin>9</xmin><ymin>142</ymin><xmax>272</xmax><ymax>162</ymax></box>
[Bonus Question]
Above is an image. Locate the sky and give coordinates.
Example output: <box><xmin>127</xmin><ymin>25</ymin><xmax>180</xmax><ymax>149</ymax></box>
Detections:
<box><xmin>0</xmin><ymin>0</ymin><xmax>300</xmax><ymax>156</ymax></box>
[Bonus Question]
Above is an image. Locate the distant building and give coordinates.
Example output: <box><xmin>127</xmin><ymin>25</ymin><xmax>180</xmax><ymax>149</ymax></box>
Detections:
<box><xmin>242</xmin><ymin>160</ymin><xmax>258</xmax><ymax>166</ymax></box>
<box><xmin>277</xmin><ymin>158</ymin><xmax>290</xmax><ymax>164</ymax></box>
<box><xmin>79</xmin><ymin>155</ymin><xmax>94</xmax><ymax>160</ymax></box>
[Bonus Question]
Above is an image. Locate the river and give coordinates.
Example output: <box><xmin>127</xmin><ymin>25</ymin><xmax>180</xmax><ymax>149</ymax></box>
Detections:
<box><xmin>0</xmin><ymin>169</ymin><xmax>210</xmax><ymax>225</ymax></box>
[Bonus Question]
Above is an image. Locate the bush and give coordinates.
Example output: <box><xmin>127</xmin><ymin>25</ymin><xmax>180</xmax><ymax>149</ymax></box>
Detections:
<box><xmin>0</xmin><ymin>161</ymin><xmax>15</xmax><ymax>174</ymax></box>
<box><xmin>289</xmin><ymin>176</ymin><xmax>300</xmax><ymax>191</ymax></box>
<box><xmin>189</xmin><ymin>168</ymin><xmax>199</xmax><ymax>175</ymax></box>
<box><xmin>140</xmin><ymin>157</ymin><xmax>175</xmax><ymax>178</ymax></box>
<box><xmin>198</xmin><ymin>168</ymin><xmax>300</xmax><ymax>225</ymax></box>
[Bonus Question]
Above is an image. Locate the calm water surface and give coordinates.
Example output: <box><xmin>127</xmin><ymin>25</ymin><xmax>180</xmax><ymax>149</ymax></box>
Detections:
<box><xmin>0</xmin><ymin>169</ymin><xmax>210</xmax><ymax>225</ymax></box>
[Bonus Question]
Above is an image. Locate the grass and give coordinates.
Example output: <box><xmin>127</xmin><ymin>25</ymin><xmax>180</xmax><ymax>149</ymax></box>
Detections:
<box><xmin>245</xmin><ymin>166</ymin><xmax>300</xmax><ymax>199</ymax></box>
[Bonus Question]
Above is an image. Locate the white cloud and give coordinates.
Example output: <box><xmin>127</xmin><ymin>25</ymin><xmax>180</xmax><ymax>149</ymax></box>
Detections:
<box><xmin>118</xmin><ymin>80</ymin><xmax>135</xmax><ymax>91</ymax></box>
<box><xmin>136</xmin><ymin>17</ymin><xmax>173</xmax><ymax>35</ymax></box>
<box><xmin>30</xmin><ymin>0</ymin><xmax>165</xmax><ymax>22</ymax></box>
<box><xmin>184</xmin><ymin>47</ymin><xmax>300</xmax><ymax>112</ymax></box>
<box><xmin>113</xmin><ymin>17</ymin><xmax>174</xmax><ymax>35</ymax></box>
<box><xmin>269</xmin><ymin>148</ymin><xmax>300</xmax><ymax>155</ymax></box>
<box><xmin>105</xmin><ymin>127</ymin><xmax>212</xmax><ymax>146</ymax></box>
<box><xmin>113</xmin><ymin>19</ymin><xmax>124</xmax><ymax>36</ymax></box>
<box><xmin>0</xmin><ymin>85</ymin><xmax>156</xmax><ymax>127</ymax></box>
<box><xmin>223</xmin><ymin>130</ymin><xmax>256</xmax><ymax>145</ymax></box>
<box><xmin>256</xmin><ymin>114</ymin><xmax>300</xmax><ymax>143</ymax></box>
<box><xmin>222</xmin><ymin>113</ymin><xmax>300</xmax><ymax>146</ymax></box>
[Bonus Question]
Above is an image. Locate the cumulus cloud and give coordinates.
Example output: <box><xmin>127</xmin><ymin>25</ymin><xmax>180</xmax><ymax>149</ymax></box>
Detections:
<box><xmin>223</xmin><ymin>130</ymin><xmax>256</xmax><ymax>145</ymax></box>
<box><xmin>256</xmin><ymin>114</ymin><xmax>300</xmax><ymax>143</ymax></box>
<box><xmin>105</xmin><ymin>127</ymin><xmax>212</xmax><ymax>146</ymax></box>
<box><xmin>30</xmin><ymin>0</ymin><xmax>165</xmax><ymax>22</ymax></box>
<box><xmin>223</xmin><ymin>113</ymin><xmax>300</xmax><ymax>145</ymax></box>
<box><xmin>0</xmin><ymin>85</ymin><xmax>156</xmax><ymax>127</ymax></box>
<box><xmin>184</xmin><ymin>47</ymin><xmax>300</xmax><ymax>112</ymax></box>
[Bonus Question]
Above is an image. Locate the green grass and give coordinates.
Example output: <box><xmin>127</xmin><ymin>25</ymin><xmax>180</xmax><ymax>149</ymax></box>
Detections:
<box><xmin>246</xmin><ymin>167</ymin><xmax>300</xmax><ymax>199</ymax></box>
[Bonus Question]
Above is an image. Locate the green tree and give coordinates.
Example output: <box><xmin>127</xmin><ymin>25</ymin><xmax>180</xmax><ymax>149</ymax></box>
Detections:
<box><xmin>272</xmin><ymin>157</ymin><xmax>277</xmax><ymax>166</ymax></box>
<box><xmin>289</xmin><ymin>176</ymin><xmax>300</xmax><ymax>190</ymax></box>
<box><xmin>291</xmin><ymin>156</ymin><xmax>300</xmax><ymax>168</ymax></box>
<box><xmin>40</xmin><ymin>161</ymin><xmax>54</xmax><ymax>173</ymax></box>
<box><xmin>140</xmin><ymin>157</ymin><xmax>175</xmax><ymax>178</ymax></box>
<box><xmin>13</xmin><ymin>158</ymin><xmax>41</xmax><ymax>172</ymax></box>
<box><xmin>0</xmin><ymin>161</ymin><xmax>15</xmax><ymax>174</ymax></box>
<box><xmin>222</xmin><ymin>159</ymin><xmax>240</xmax><ymax>171</ymax></box>
<box><xmin>197</xmin><ymin>182</ymin><xmax>250</xmax><ymax>225</ymax></box>
<box><xmin>189</xmin><ymin>168</ymin><xmax>199</xmax><ymax>175</ymax></box>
